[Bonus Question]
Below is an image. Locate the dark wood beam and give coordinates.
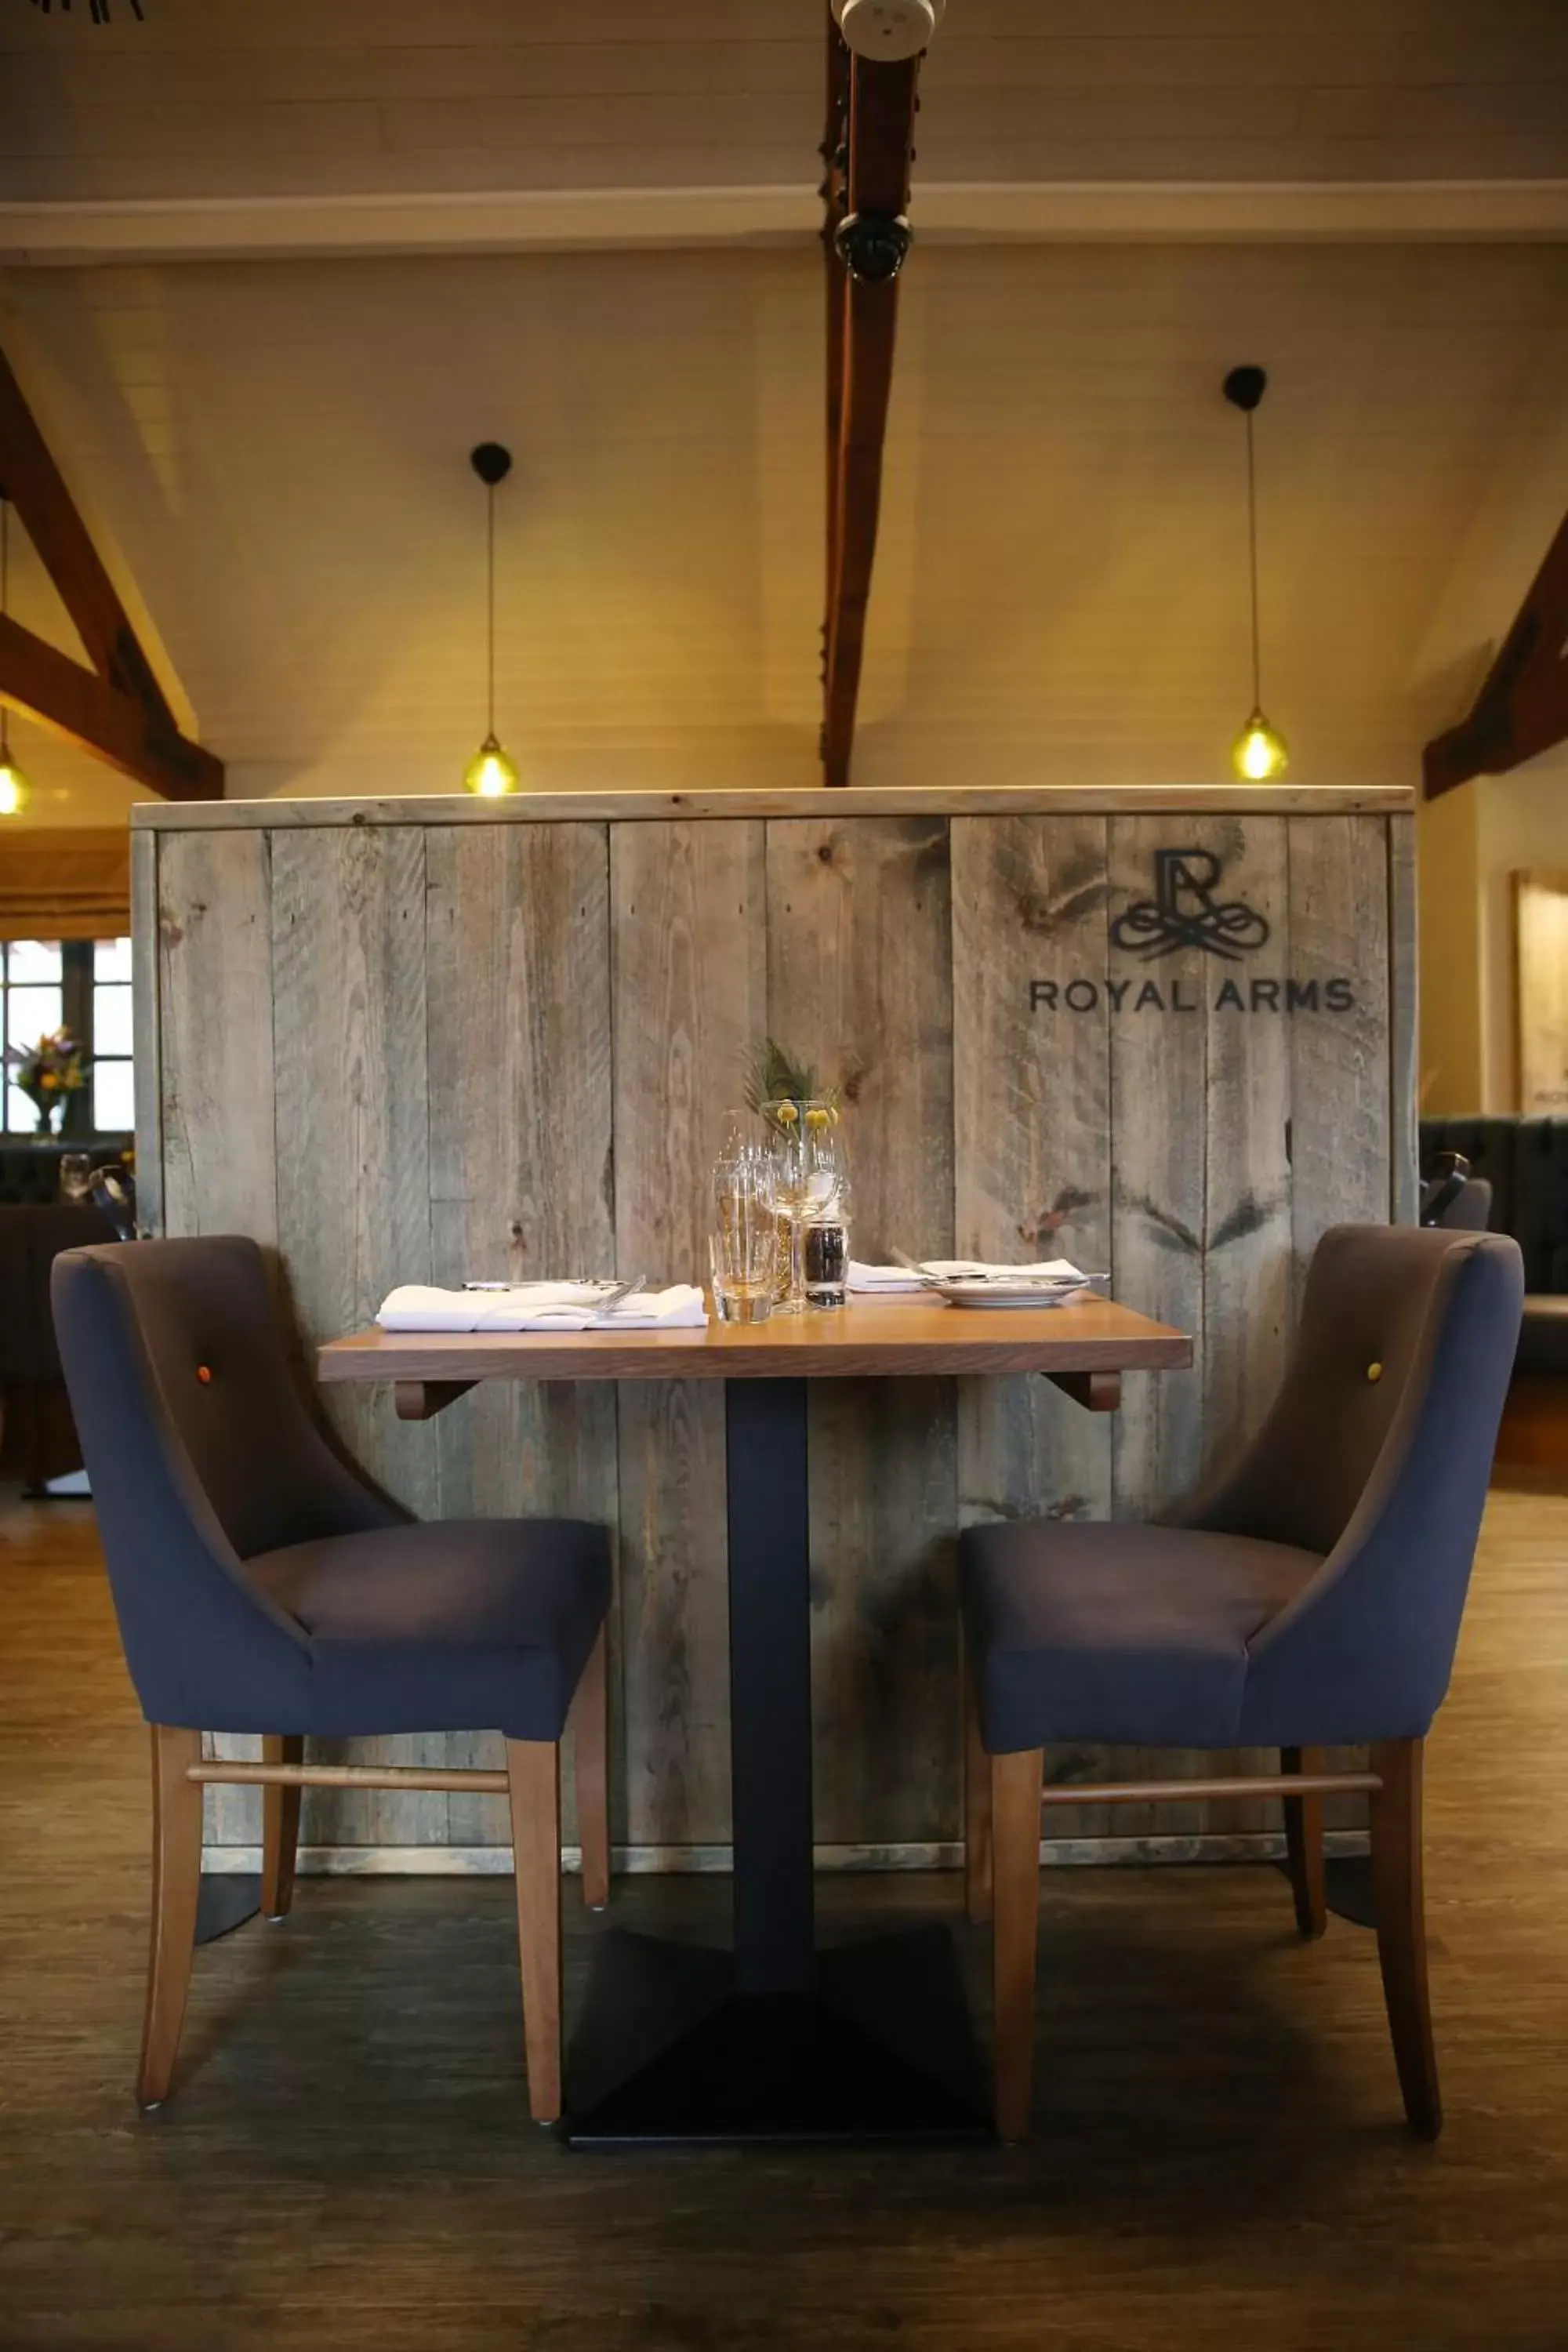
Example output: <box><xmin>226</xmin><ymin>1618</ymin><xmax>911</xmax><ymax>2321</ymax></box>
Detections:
<box><xmin>1424</xmin><ymin>509</ymin><xmax>1568</xmax><ymax>798</ymax></box>
<box><xmin>822</xmin><ymin>10</ymin><xmax>850</xmax><ymax>705</ymax></box>
<box><xmin>0</xmin><ymin>612</ymin><xmax>223</xmax><ymax>802</ymax></box>
<box><xmin>821</xmin><ymin>25</ymin><xmax>920</xmax><ymax>789</ymax></box>
<box><xmin>0</xmin><ymin>341</ymin><xmax>178</xmax><ymax>733</ymax></box>
<box><xmin>0</xmin><ymin>336</ymin><xmax>223</xmax><ymax>801</ymax></box>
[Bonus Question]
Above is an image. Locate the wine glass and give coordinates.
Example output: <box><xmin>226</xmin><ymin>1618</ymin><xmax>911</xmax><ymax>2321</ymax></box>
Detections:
<box><xmin>764</xmin><ymin>1099</ymin><xmax>844</xmax><ymax>1313</ymax></box>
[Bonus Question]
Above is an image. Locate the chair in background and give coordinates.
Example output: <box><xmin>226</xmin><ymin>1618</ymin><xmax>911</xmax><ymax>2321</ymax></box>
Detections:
<box><xmin>960</xmin><ymin>1224</ymin><xmax>1523</xmax><ymax>2142</ymax></box>
<box><xmin>53</xmin><ymin>1236</ymin><xmax>612</xmax><ymax>2122</ymax></box>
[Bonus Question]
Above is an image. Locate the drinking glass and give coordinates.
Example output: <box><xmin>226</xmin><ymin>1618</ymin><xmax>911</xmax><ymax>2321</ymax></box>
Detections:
<box><xmin>58</xmin><ymin>1152</ymin><xmax>93</xmax><ymax>1203</ymax></box>
<box><xmin>710</xmin><ymin>1142</ymin><xmax>776</xmax><ymax>1324</ymax></box>
<box><xmin>764</xmin><ymin>1099</ymin><xmax>847</xmax><ymax>1314</ymax></box>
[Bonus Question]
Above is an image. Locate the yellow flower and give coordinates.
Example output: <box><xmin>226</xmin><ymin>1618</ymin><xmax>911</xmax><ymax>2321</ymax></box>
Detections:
<box><xmin>41</xmin><ymin>1073</ymin><xmax>60</xmax><ymax>1090</ymax></box>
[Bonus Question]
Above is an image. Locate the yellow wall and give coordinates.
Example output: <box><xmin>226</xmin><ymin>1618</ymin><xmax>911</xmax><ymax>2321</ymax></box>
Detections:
<box><xmin>1476</xmin><ymin>757</ymin><xmax>1568</xmax><ymax>1113</ymax></box>
<box><xmin>1416</xmin><ymin>753</ymin><xmax>1568</xmax><ymax>1117</ymax></box>
<box><xmin>1416</xmin><ymin>783</ymin><xmax>1483</xmax><ymax>1114</ymax></box>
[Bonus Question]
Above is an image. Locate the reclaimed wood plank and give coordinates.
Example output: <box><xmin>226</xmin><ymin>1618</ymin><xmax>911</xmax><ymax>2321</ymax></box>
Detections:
<box><xmin>156</xmin><ymin>826</ymin><xmax>278</xmax><ymax>1847</ymax></box>
<box><xmin>270</xmin><ymin>824</ymin><xmax>443</xmax><ymax>1849</ymax></box>
<box><xmin>612</xmin><ymin>820</ymin><xmax>767</xmax><ymax>1849</ymax></box>
<box><xmin>424</xmin><ymin>820</ymin><xmax>618</xmax><ymax>1848</ymax></box>
<box><xmin>950</xmin><ymin>811</ymin><xmax>1113</xmax><ymax>1526</ymax></box>
<box><xmin>766</xmin><ymin>813</ymin><xmax>957</xmax><ymax>1846</ymax></box>
<box><xmin>158</xmin><ymin>828</ymin><xmax>276</xmax><ymax>1247</ymax></box>
<box><xmin>1102</xmin><ymin>815</ymin><xmax>1213</xmax><ymax>1838</ymax></box>
<box><xmin>129</xmin><ymin>782</ymin><xmax>1417</xmax><ymax>834</ymax></box>
<box><xmin>1289</xmin><ymin>814</ymin><xmax>1392</xmax><ymax>1283</ymax></box>
<box><xmin>1288</xmin><ymin>813</ymin><xmax>1393</xmax><ymax>1829</ymax></box>
<box><xmin>1199</xmin><ymin>814</ymin><xmax>1293</xmax><ymax>1835</ymax></box>
<box><xmin>1107</xmin><ymin>816</ymin><xmax>1208</xmax><ymax>1526</ymax></box>
<box><xmin>129</xmin><ymin>826</ymin><xmax>162</xmax><ymax>1237</ymax></box>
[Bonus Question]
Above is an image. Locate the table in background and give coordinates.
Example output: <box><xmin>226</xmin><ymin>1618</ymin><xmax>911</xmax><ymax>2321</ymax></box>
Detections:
<box><xmin>320</xmin><ymin>1297</ymin><xmax>1192</xmax><ymax>2146</ymax></box>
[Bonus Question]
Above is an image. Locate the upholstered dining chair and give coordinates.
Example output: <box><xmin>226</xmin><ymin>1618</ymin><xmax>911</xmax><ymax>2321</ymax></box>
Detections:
<box><xmin>960</xmin><ymin>1224</ymin><xmax>1523</xmax><ymax>2143</ymax></box>
<box><xmin>52</xmin><ymin>1236</ymin><xmax>612</xmax><ymax>2123</ymax></box>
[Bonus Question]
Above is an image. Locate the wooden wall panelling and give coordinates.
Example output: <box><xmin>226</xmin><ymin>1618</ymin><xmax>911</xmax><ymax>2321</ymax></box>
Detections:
<box><xmin>1106</xmin><ymin>816</ymin><xmax>1208</xmax><ymax>1525</ymax></box>
<box><xmin>156</xmin><ymin>826</ymin><xmax>278</xmax><ymax>1847</ymax></box>
<box><xmin>270</xmin><ymin>826</ymin><xmax>444</xmax><ymax>1849</ymax></box>
<box><xmin>1103</xmin><ymin>815</ymin><xmax>1211</xmax><ymax>1839</ymax></box>
<box><xmin>424</xmin><ymin>821</ymin><xmax>617</xmax><ymax>1849</ymax></box>
<box><xmin>1388</xmin><ymin>815</ymin><xmax>1419</xmax><ymax>1221</ymax></box>
<box><xmin>129</xmin><ymin>826</ymin><xmax>162</xmax><ymax>1239</ymax></box>
<box><xmin>766</xmin><ymin>815</ymin><xmax>958</xmax><ymax>1846</ymax></box>
<box><xmin>1287</xmin><ymin>814</ymin><xmax>1392</xmax><ymax>1831</ymax></box>
<box><xmin>951</xmin><ymin>813</ymin><xmax>1117</xmax><ymax>1839</ymax></box>
<box><xmin>1197</xmin><ymin>815</ymin><xmax>1293</xmax><ymax>1834</ymax></box>
<box><xmin>612</xmin><ymin>821</ymin><xmax>767</xmax><ymax>1849</ymax></box>
<box><xmin>1288</xmin><ymin>816</ymin><xmax>1392</xmax><ymax>1283</ymax></box>
<box><xmin>157</xmin><ymin>829</ymin><xmax>277</xmax><ymax>1247</ymax></box>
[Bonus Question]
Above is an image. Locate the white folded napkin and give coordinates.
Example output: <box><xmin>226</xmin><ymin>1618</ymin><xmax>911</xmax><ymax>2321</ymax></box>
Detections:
<box><xmin>376</xmin><ymin>1283</ymin><xmax>708</xmax><ymax>1333</ymax></box>
<box><xmin>848</xmin><ymin>1258</ymin><xmax>1086</xmax><ymax>1294</ymax></box>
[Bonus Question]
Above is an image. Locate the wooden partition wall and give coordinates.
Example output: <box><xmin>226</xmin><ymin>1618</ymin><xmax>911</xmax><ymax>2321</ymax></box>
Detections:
<box><xmin>132</xmin><ymin>786</ymin><xmax>1416</xmax><ymax>1871</ymax></box>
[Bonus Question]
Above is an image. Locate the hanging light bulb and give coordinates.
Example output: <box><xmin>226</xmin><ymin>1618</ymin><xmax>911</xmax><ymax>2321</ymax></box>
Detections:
<box><xmin>463</xmin><ymin>441</ymin><xmax>520</xmax><ymax>796</ymax></box>
<box><xmin>463</xmin><ymin>734</ymin><xmax>519</xmax><ymax>799</ymax></box>
<box><xmin>1222</xmin><ymin>365</ymin><xmax>1288</xmax><ymax>783</ymax></box>
<box><xmin>1233</xmin><ymin>708</ymin><xmax>1290</xmax><ymax>782</ymax></box>
<box><xmin>0</xmin><ymin>496</ymin><xmax>30</xmax><ymax>818</ymax></box>
<box><xmin>0</xmin><ymin>742</ymin><xmax>27</xmax><ymax>818</ymax></box>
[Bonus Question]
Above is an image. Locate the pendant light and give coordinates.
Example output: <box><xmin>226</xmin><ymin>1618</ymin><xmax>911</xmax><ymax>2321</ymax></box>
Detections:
<box><xmin>0</xmin><ymin>495</ymin><xmax>31</xmax><ymax>819</ymax></box>
<box><xmin>1222</xmin><ymin>365</ymin><xmax>1288</xmax><ymax>783</ymax></box>
<box><xmin>462</xmin><ymin>441</ymin><xmax>520</xmax><ymax>797</ymax></box>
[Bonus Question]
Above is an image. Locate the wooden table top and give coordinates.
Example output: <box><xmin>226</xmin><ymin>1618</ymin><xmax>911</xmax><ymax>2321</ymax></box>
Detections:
<box><xmin>318</xmin><ymin>1296</ymin><xmax>1192</xmax><ymax>1388</ymax></box>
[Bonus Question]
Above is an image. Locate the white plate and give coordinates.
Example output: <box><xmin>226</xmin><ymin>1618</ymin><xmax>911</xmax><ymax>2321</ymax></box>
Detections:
<box><xmin>934</xmin><ymin>1280</ymin><xmax>1091</xmax><ymax>1310</ymax></box>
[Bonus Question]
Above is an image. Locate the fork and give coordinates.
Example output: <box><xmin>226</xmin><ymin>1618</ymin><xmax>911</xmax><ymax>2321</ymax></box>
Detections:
<box><xmin>590</xmin><ymin>1274</ymin><xmax>645</xmax><ymax>1321</ymax></box>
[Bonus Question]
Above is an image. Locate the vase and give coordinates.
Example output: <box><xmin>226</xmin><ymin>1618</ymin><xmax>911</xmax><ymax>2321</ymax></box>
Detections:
<box><xmin>30</xmin><ymin>1101</ymin><xmax>64</xmax><ymax>1142</ymax></box>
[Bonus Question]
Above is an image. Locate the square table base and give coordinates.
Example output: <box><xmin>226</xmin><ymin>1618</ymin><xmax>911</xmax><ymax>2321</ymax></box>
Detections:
<box><xmin>564</xmin><ymin>1922</ymin><xmax>989</xmax><ymax>2147</ymax></box>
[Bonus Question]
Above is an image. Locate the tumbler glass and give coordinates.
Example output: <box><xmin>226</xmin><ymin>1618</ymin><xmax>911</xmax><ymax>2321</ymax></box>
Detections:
<box><xmin>709</xmin><ymin>1143</ymin><xmax>776</xmax><ymax>1324</ymax></box>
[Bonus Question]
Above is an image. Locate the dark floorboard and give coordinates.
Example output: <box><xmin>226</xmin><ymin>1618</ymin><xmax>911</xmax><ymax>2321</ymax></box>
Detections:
<box><xmin>3</xmin><ymin>1490</ymin><xmax>1566</xmax><ymax>2350</ymax></box>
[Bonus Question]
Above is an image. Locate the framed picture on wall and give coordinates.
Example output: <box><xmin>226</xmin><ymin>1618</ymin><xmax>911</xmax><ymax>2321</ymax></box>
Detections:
<box><xmin>1514</xmin><ymin>870</ymin><xmax>1568</xmax><ymax>1113</ymax></box>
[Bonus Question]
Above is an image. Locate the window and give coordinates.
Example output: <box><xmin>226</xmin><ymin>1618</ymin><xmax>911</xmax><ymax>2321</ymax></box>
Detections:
<box><xmin>1</xmin><ymin>936</ymin><xmax>135</xmax><ymax>1138</ymax></box>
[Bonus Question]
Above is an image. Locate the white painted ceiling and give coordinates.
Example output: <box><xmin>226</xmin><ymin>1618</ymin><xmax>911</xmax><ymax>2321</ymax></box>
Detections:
<box><xmin>1</xmin><ymin>3</ymin><xmax>1566</xmax><ymax>816</ymax></box>
<box><xmin>3</xmin><ymin>0</ymin><xmax>1567</xmax><ymax>198</ymax></box>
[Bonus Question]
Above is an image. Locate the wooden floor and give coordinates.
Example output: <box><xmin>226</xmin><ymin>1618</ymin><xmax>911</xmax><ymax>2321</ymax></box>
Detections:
<box><xmin>2</xmin><ymin>1486</ymin><xmax>1566</xmax><ymax>2352</ymax></box>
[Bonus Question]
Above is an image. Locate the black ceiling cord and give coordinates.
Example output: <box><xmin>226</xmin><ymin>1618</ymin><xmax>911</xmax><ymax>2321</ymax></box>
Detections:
<box><xmin>29</xmin><ymin>0</ymin><xmax>147</xmax><ymax>20</ymax></box>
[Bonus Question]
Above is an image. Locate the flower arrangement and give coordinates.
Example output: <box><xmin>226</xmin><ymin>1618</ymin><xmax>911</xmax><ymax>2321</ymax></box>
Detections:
<box><xmin>5</xmin><ymin>1029</ymin><xmax>91</xmax><ymax>1137</ymax></box>
<box><xmin>742</xmin><ymin>1036</ymin><xmax>862</xmax><ymax>1128</ymax></box>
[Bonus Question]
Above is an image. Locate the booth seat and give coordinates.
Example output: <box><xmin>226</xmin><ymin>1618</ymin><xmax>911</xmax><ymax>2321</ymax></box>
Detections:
<box><xmin>0</xmin><ymin>1141</ymin><xmax>131</xmax><ymax>1488</ymax></box>
<box><xmin>1419</xmin><ymin>1118</ymin><xmax>1568</xmax><ymax>1376</ymax></box>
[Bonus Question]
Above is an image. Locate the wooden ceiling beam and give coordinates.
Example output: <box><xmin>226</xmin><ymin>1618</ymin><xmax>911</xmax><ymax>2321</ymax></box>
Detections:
<box><xmin>820</xmin><ymin>23</ymin><xmax>920</xmax><ymax>788</ymax></box>
<box><xmin>0</xmin><ymin>612</ymin><xmax>223</xmax><ymax>803</ymax></box>
<box><xmin>1424</xmin><ymin>508</ymin><xmax>1568</xmax><ymax>798</ymax></box>
<box><xmin>0</xmin><ymin>336</ymin><xmax>223</xmax><ymax>801</ymax></box>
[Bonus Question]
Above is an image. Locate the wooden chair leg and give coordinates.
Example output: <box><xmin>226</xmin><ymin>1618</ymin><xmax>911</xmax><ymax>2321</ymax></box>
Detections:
<box><xmin>261</xmin><ymin>1735</ymin><xmax>303</xmax><ymax>1920</ymax></box>
<box><xmin>990</xmin><ymin>1747</ymin><xmax>1044</xmax><ymax>2143</ymax></box>
<box><xmin>1281</xmin><ymin>1744</ymin><xmax>1327</xmax><ymax>1939</ymax></box>
<box><xmin>138</xmin><ymin>1724</ymin><xmax>205</xmax><ymax>2109</ymax></box>
<box><xmin>963</xmin><ymin>1654</ymin><xmax>993</xmax><ymax>1923</ymax></box>
<box><xmin>569</xmin><ymin>1626</ymin><xmax>610</xmax><ymax>1911</ymax></box>
<box><xmin>1370</xmin><ymin>1736</ymin><xmax>1441</xmax><ymax>2139</ymax></box>
<box><xmin>506</xmin><ymin>1737</ymin><xmax>564</xmax><ymax>2125</ymax></box>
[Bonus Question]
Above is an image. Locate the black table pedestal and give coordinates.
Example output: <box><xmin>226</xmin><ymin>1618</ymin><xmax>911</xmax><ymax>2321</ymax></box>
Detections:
<box><xmin>565</xmin><ymin>1925</ymin><xmax>985</xmax><ymax>2146</ymax></box>
<box><xmin>564</xmin><ymin>1377</ymin><xmax>987</xmax><ymax>2147</ymax></box>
